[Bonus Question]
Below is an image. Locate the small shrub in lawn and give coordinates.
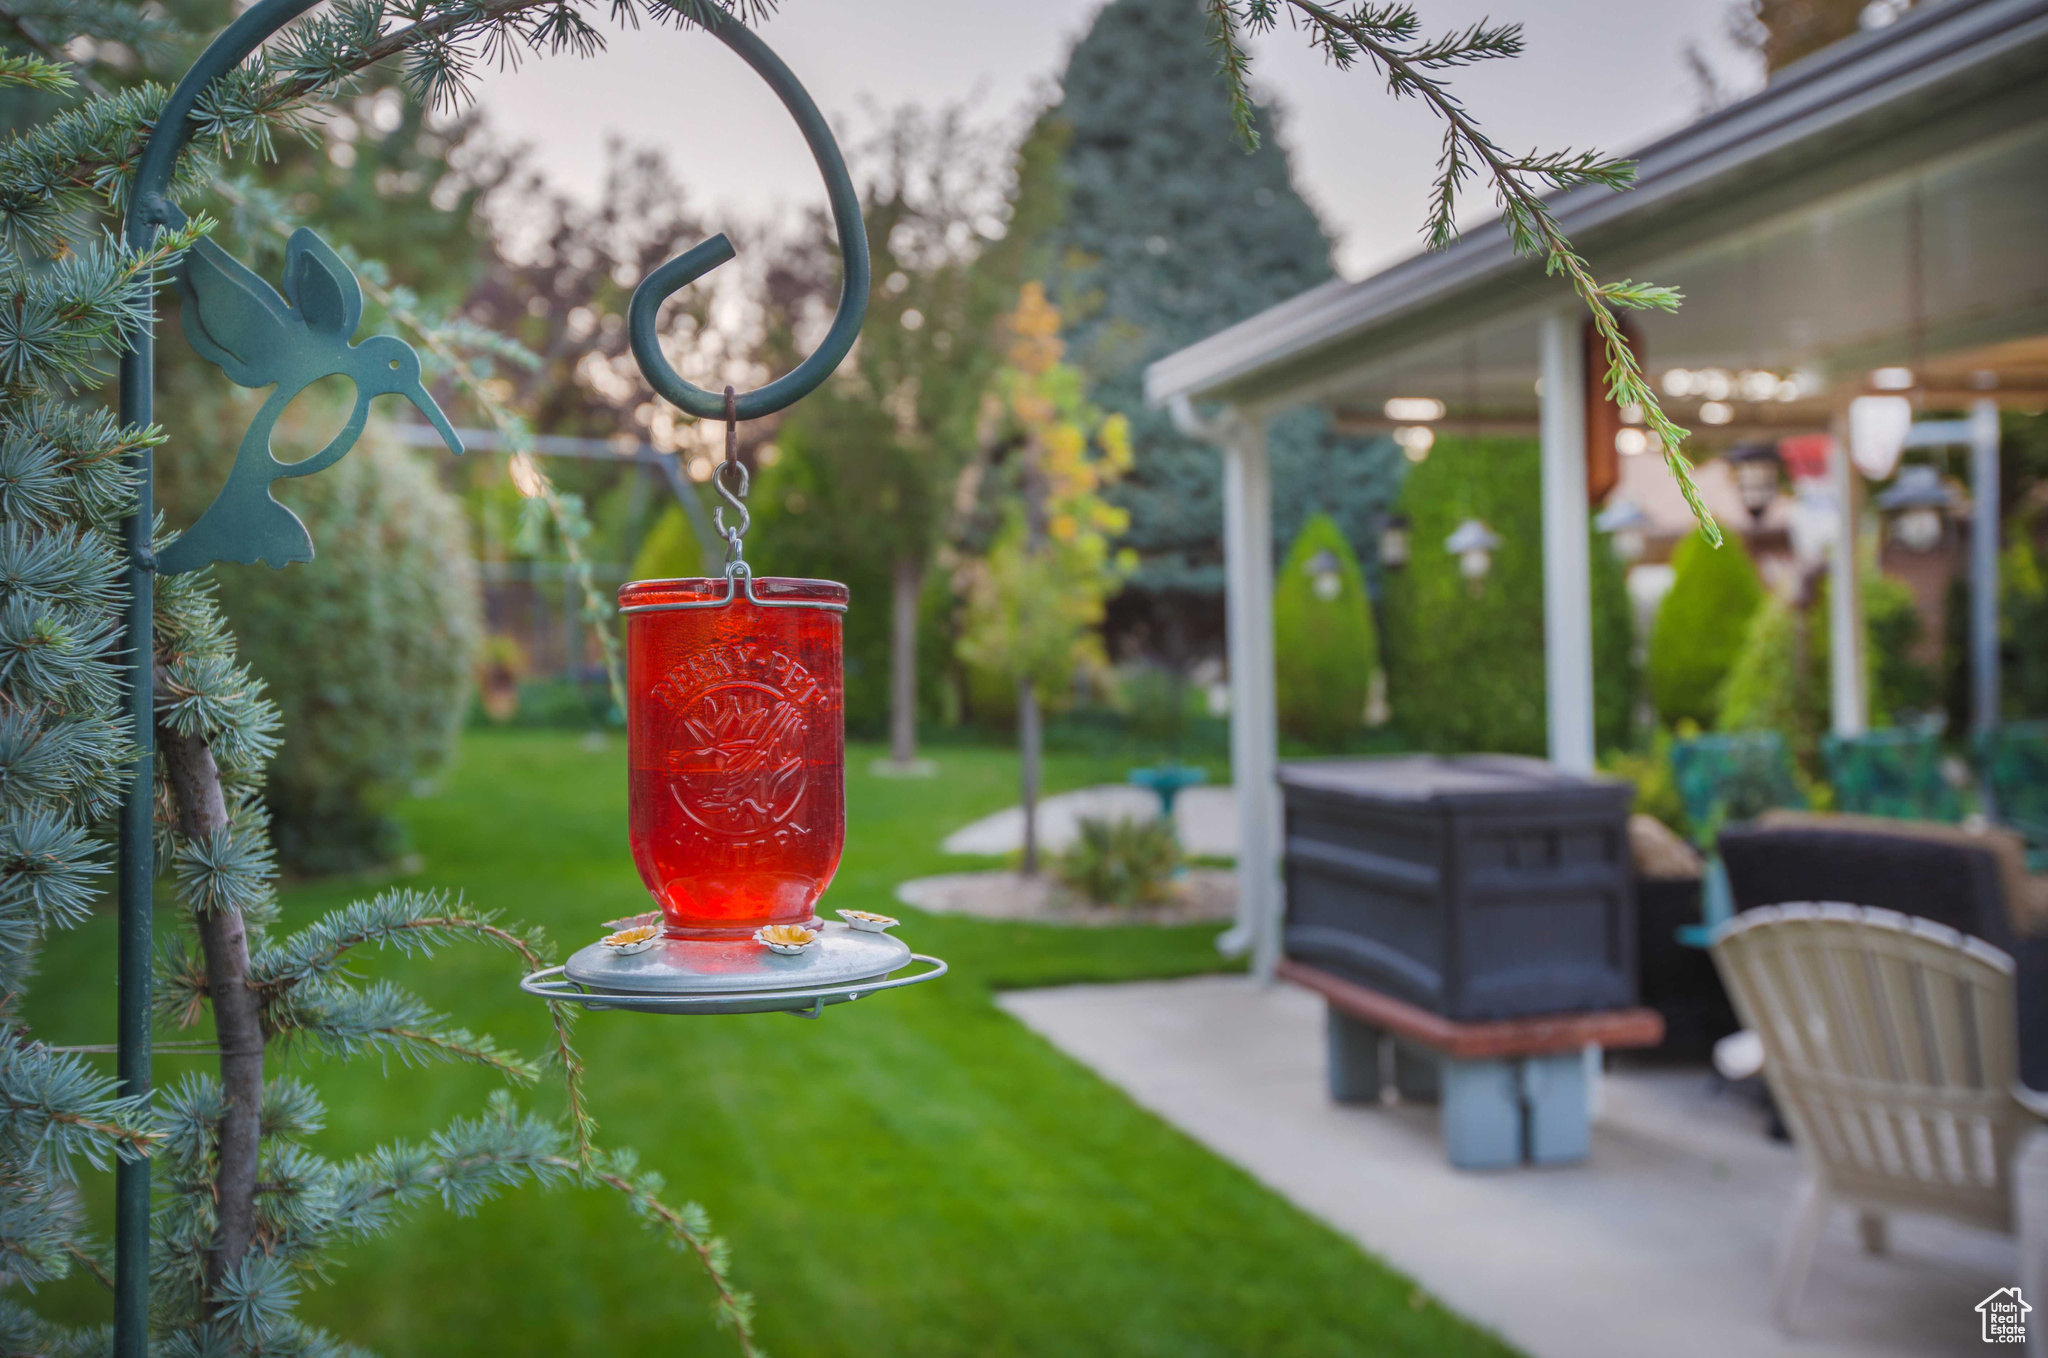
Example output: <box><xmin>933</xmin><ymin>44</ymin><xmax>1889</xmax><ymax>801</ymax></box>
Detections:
<box><xmin>1059</xmin><ymin>815</ymin><xmax>1181</xmax><ymax>906</ymax></box>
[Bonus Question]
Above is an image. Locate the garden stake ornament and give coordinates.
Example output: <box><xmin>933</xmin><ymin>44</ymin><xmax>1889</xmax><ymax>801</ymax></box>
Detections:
<box><xmin>117</xmin><ymin>6</ymin><xmax>943</xmax><ymax>1352</ymax></box>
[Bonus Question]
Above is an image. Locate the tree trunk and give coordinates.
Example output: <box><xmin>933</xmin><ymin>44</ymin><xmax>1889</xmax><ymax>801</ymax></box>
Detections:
<box><xmin>156</xmin><ymin>707</ymin><xmax>264</xmax><ymax>1299</ymax></box>
<box><xmin>1019</xmin><ymin>678</ymin><xmax>1042</xmax><ymax>876</ymax></box>
<box><xmin>888</xmin><ymin>556</ymin><xmax>920</xmax><ymax>767</ymax></box>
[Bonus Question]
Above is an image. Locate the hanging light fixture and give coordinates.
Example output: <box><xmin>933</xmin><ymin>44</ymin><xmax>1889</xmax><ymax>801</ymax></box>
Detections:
<box><xmin>1725</xmin><ymin>442</ymin><xmax>1783</xmax><ymax>524</ymax></box>
<box><xmin>1849</xmin><ymin>394</ymin><xmax>1914</xmax><ymax>480</ymax></box>
<box><xmin>1393</xmin><ymin>425</ymin><xmax>1435</xmax><ymax>461</ymax></box>
<box><xmin>1445</xmin><ymin>518</ymin><xmax>1503</xmax><ymax>591</ymax></box>
<box><xmin>1305</xmin><ymin>548</ymin><xmax>1344</xmax><ymax>600</ymax></box>
<box><xmin>1378</xmin><ymin>513</ymin><xmax>1411</xmax><ymax>571</ymax></box>
<box><xmin>1594</xmin><ymin>497</ymin><xmax>1651</xmax><ymax>563</ymax></box>
<box><xmin>1873</xmin><ymin>464</ymin><xmax>1956</xmax><ymax>554</ymax></box>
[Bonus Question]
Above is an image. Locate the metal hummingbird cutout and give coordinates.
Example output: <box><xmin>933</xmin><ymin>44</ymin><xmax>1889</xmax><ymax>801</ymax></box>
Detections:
<box><xmin>156</xmin><ymin>218</ymin><xmax>464</xmax><ymax>575</ymax></box>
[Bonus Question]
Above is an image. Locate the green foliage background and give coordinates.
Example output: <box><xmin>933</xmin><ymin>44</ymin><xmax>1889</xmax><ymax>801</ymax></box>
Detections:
<box><xmin>157</xmin><ymin>364</ymin><xmax>481</xmax><ymax>872</ymax></box>
<box><xmin>746</xmin><ymin>395</ymin><xmax>953</xmax><ymax>737</ymax></box>
<box><xmin>630</xmin><ymin>500</ymin><xmax>711</xmax><ymax>581</ymax></box>
<box><xmin>1381</xmin><ymin>436</ymin><xmax>1636</xmax><ymax>754</ymax></box>
<box><xmin>1648</xmin><ymin>530</ymin><xmax>1765</xmax><ymax>727</ymax></box>
<box><xmin>1719</xmin><ymin>567</ymin><xmax>1932</xmax><ymax>759</ymax></box>
<box><xmin>1274</xmin><ymin>513</ymin><xmax>1377</xmax><ymax>747</ymax></box>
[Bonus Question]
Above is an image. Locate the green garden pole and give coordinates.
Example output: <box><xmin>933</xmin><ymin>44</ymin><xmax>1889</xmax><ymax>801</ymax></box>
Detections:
<box><xmin>115</xmin><ymin>5</ymin><xmax>867</xmax><ymax>1351</ymax></box>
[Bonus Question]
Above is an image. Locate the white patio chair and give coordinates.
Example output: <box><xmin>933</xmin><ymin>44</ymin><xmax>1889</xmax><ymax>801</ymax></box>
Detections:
<box><xmin>1711</xmin><ymin>903</ymin><xmax>2048</xmax><ymax>1346</ymax></box>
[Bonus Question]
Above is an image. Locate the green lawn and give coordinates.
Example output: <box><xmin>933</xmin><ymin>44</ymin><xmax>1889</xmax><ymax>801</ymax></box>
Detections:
<box><xmin>29</xmin><ymin>731</ymin><xmax>1516</xmax><ymax>1357</ymax></box>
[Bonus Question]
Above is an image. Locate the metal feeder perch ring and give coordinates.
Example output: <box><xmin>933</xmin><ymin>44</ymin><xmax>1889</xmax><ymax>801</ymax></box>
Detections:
<box><xmin>522</xmin><ymin>921</ymin><xmax>947</xmax><ymax>1019</ymax></box>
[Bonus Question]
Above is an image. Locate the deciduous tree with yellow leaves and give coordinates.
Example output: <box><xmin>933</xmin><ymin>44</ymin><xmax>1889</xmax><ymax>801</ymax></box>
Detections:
<box><xmin>958</xmin><ymin>284</ymin><xmax>1134</xmax><ymax>872</ymax></box>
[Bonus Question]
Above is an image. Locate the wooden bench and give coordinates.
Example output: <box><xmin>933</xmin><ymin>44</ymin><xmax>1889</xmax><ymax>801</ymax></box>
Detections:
<box><xmin>1279</xmin><ymin>960</ymin><xmax>1665</xmax><ymax>1170</ymax></box>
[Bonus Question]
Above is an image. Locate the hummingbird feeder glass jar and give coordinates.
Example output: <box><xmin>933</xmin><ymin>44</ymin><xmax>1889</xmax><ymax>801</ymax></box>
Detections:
<box><xmin>621</xmin><ymin>573</ymin><xmax>848</xmax><ymax>938</ymax></box>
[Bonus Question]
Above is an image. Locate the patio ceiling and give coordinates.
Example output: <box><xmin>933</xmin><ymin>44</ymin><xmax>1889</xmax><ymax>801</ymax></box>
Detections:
<box><xmin>1146</xmin><ymin>0</ymin><xmax>2048</xmax><ymax>453</ymax></box>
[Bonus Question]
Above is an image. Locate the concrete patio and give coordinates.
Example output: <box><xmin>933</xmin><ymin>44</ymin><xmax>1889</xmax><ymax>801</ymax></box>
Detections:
<box><xmin>940</xmin><ymin>783</ymin><xmax>1239</xmax><ymax>858</ymax></box>
<box><xmin>1000</xmin><ymin>974</ymin><xmax>2019</xmax><ymax>1358</ymax></box>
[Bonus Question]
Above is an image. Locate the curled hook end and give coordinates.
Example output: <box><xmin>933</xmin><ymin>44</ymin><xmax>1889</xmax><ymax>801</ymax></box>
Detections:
<box><xmin>622</xmin><ymin>19</ymin><xmax>868</xmax><ymax>425</ymax></box>
<box><xmin>628</xmin><ymin>235</ymin><xmax>739</xmax><ymax>421</ymax></box>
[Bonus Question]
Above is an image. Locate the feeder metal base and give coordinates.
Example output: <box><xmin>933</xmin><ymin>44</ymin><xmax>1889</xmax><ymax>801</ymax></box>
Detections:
<box><xmin>523</xmin><ymin>921</ymin><xmax>945</xmax><ymax>1018</ymax></box>
<box><xmin>565</xmin><ymin>922</ymin><xmax>910</xmax><ymax>993</ymax></box>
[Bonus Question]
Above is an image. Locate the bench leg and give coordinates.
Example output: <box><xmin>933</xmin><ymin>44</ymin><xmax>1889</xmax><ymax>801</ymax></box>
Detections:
<box><xmin>1393</xmin><ymin>1039</ymin><xmax>1440</xmax><ymax>1103</ymax></box>
<box><xmin>1325</xmin><ymin>1005</ymin><xmax>1383</xmax><ymax>1104</ymax></box>
<box><xmin>1521</xmin><ymin>1051</ymin><xmax>1591</xmax><ymax>1165</ymax></box>
<box><xmin>1441</xmin><ymin>1058</ymin><xmax>1522</xmax><ymax>1169</ymax></box>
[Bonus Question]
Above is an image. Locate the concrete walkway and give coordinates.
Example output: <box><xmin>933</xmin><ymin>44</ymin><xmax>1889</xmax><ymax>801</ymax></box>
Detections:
<box><xmin>1000</xmin><ymin>975</ymin><xmax>2018</xmax><ymax>1358</ymax></box>
<box><xmin>941</xmin><ymin>783</ymin><xmax>1239</xmax><ymax>858</ymax></box>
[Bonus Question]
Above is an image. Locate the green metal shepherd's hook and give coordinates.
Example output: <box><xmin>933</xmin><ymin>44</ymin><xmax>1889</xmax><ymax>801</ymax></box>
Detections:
<box><xmin>628</xmin><ymin>16</ymin><xmax>870</xmax><ymax>422</ymax></box>
<box><xmin>112</xmin><ymin>6</ymin><xmax>867</xmax><ymax>1354</ymax></box>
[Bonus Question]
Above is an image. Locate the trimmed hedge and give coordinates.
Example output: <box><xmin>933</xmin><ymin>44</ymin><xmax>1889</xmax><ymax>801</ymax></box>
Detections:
<box><xmin>1274</xmin><ymin>513</ymin><xmax>1378</xmax><ymax>748</ymax></box>
<box><xmin>1648</xmin><ymin>530</ymin><xmax>1765</xmax><ymax>727</ymax></box>
<box><xmin>1382</xmin><ymin>435</ymin><xmax>1636</xmax><ymax>754</ymax></box>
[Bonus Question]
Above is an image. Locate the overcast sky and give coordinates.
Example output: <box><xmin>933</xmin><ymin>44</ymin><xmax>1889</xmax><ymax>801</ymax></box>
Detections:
<box><xmin>471</xmin><ymin>0</ymin><xmax>1758</xmax><ymax>279</ymax></box>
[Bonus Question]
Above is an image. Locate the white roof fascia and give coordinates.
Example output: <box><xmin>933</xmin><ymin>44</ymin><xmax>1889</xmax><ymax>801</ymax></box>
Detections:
<box><xmin>1145</xmin><ymin>0</ymin><xmax>2048</xmax><ymax>411</ymax></box>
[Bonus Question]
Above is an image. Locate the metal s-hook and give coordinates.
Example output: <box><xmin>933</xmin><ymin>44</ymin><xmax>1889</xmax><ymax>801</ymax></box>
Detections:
<box><xmin>713</xmin><ymin>385</ymin><xmax>750</xmax><ymax>567</ymax></box>
<box><xmin>628</xmin><ymin>13</ymin><xmax>870</xmax><ymax>422</ymax></box>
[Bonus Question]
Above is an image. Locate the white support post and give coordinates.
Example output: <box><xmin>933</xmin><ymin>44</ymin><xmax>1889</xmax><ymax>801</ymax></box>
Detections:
<box><xmin>1970</xmin><ymin>396</ymin><xmax>2002</xmax><ymax>743</ymax></box>
<box><xmin>1828</xmin><ymin>413</ymin><xmax>1868</xmax><ymax>736</ymax></box>
<box><xmin>1538</xmin><ymin>311</ymin><xmax>1595</xmax><ymax>774</ymax></box>
<box><xmin>1220</xmin><ymin>415</ymin><xmax>1282</xmax><ymax>980</ymax></box>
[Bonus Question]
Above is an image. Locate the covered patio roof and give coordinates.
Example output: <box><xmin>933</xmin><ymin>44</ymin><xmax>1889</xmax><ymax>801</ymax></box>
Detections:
<box><xmin>1146</xmin><ymin>0</ymin><xmax>2048</xmax><ymax>977</ymax></box>
<box><xmin>1147</xmin><ymin>0</ymin><xmax>2048</xmax><ymax>437</ymax></box>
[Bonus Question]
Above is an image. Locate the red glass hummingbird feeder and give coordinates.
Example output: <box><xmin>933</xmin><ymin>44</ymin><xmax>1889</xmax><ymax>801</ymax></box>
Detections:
<box><xmin>515</xmin><ymin>22</ymin><xmax>944</xmax><ymax>1019</ymax></box>
<box><xmin>621</xmin><ymin>570</ymin><xmax>847</xmax><ymax>939</ymax></box>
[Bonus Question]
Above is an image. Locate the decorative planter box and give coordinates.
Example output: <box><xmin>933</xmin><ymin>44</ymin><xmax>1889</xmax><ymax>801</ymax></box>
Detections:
<box><xmin>1280</xmin><ymin>755</ymin><xmax>1637</xmax><ymax>1021</ymax></box>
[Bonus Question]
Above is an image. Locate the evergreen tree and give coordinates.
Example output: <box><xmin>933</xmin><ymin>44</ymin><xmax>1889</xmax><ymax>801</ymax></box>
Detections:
<box><xmin>0</xmin><ymin>3</ymin><xmax>772</xmax><ymax>1354</ymax></box>
<box><xmin>1032</xmin><ymin>0</ymin><xmax>1401</xmax><ymax>616</ymax></box>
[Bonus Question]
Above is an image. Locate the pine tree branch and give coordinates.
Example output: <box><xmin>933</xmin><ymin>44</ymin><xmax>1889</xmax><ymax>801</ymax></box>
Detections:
<box><xmin>1216</xmin><ymin>0</ymin><xmax>1721</xmax><ymax>546</ymax></box>
<box><xmin>153</xmin><ymin>705</ymin><xmax>264</xmax><ymax>1308</ymax></box>
<box><xmin>64</xmin><ymin>1239</ymin><xmax>112</xmax><ymax>1289</ymax></box>
<box><xmin>579</xmin><ymin>1160</ymin><xmax>759</xmax><ymax>1355</ymax></box>
<box><xmin>0</xmin><ymin>3</ymin><xmax>102</xmax><ymax>97</ymax></box>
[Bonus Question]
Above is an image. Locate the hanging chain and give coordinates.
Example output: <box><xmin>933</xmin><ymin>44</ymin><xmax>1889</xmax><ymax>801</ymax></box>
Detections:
<box><xmin>712</xmin><ymin>384</ymin><xmax>752</xmax><ymax>574</ymax></box>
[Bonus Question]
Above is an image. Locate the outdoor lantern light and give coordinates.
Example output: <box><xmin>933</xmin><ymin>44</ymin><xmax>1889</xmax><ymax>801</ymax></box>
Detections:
<box><xmin>1394</xmin><ymin>425</ymin><xmax>1435</xmax><ymax>461</ymax></box>
<box><xmin>1378</xmin><ymin>513</ymin><xmax>1411</xmax><ymax>570</ymax></box>
<box><xmin>1874</xmin><ymin>464</ymin><xmax>1955</xmax><ymax>554</ymax></box>
<box><xmin>1384</xmin><ymin>397</ymin><xmax>1446</xmax><ymax>422</ymax></box>
<box><xmin>1849</xmin><ymin>394</ymin><xmax>1913</xmax><ymax>480</ymax></box>
<box><xmin>1445</xmin><ymin>518</ymin><xmax>1503</xmax><ymax>590</ymax></box>
<box><xmin>1725</xmin><ymin>441</ymin><xmax>1783</xmax><ymax>523</ymax></box>
<box><xmin>1594</xmin><ymin>497</ymin><xmax>1651</xmax><ymax>563</ymax></box>
<box><xmin>1305</xmin><ymin>548</ymin><xmax>1344</xmax><ymax>600</ymax></box>
<box><xmin>1787</xmin><ymin>481</ymin><xmax>1840</xmax><ymax>572</ymax></box>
